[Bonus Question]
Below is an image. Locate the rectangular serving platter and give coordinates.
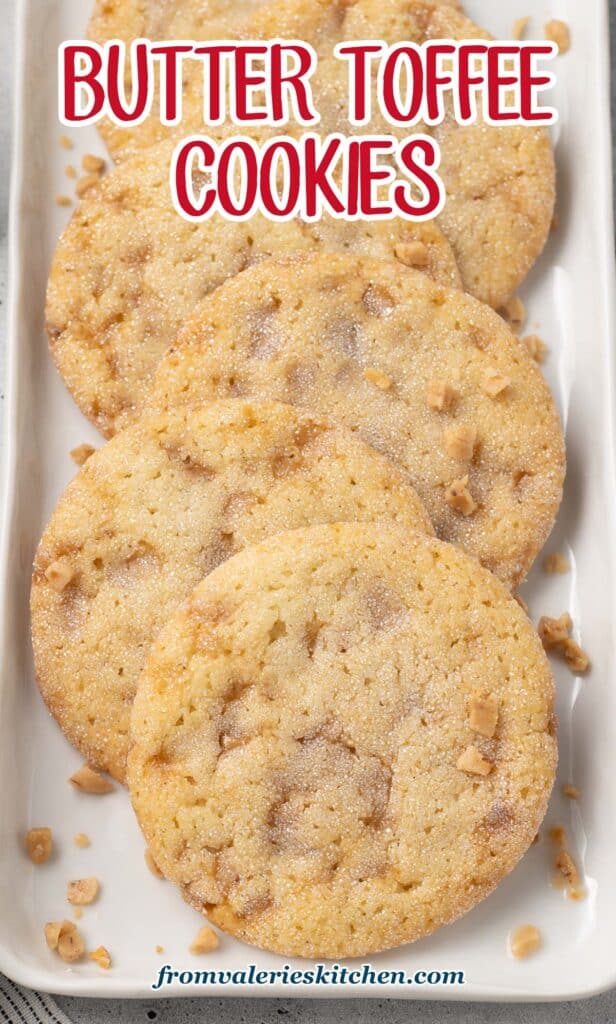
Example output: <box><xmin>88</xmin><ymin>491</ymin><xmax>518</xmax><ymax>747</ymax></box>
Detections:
<box><xmin>1</xmin><ymin>0</ymin><xmax>616</xmax><ymax>1001</ymax></box>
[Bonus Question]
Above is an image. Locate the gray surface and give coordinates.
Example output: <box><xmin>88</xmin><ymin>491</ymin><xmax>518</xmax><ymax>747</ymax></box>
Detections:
<box><xmin>1</xmin><ymin>1</ymin><xmax>616</xmax><ymax>1022</ymax></box>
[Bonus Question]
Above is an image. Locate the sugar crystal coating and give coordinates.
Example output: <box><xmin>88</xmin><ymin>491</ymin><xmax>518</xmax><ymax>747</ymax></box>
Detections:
<box><xmin>154</xmin><ymin>252</ymin><xmax>565</xmax><ymax>588</ymax></box>
<box><xmin>46</xmin><ymin>137</ymin><xmax>460</xmax><ymax>437</ymax></box>
<box><xmin>128</xmin><ymin>523</ymin><xmax>557</xmax><ymax>958</ymax></box>
<box><xmin>89</xmin><ymin>0</ymin><xmax>554</xmax><ymax>308</ymax></box>
<box><xmin>31</xmin><ymin>400</ymin><xmax>432</xmax><ymax>781</ymax></box>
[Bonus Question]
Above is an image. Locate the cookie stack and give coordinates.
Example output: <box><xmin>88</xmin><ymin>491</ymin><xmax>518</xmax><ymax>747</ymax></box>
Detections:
<box><xmin>32</xmin><ymin>0</ymin><xmax>563</xmax><ymax>958</ymax></box>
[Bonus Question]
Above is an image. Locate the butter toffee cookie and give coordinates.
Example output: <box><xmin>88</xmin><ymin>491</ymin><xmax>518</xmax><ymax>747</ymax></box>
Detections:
<box><xmin>31</xmin><ymin>400</ymin><xmax>432</xmax><ymax>781</ymax></box>
<box><xmin>153</xmin><ymin>252</ymin><xmax>565</xmax><ymax>588</ymax></box>
<box><xmin>86</xmin><ymin>0</ymin><xmax>554</xmax><ymax>308</ymax></box>
<box><xmin>87</xmin><ymin>0</ymin><xmax>461</xmax><ymax>160</ymax></box>
<box><xmin>46</xmin><ymin>137</ymin><xmax>460</xmax><ymax>437</ymax></box>
<box><xmin>128</xmin><ymin>522</ymin><xmax>557</xmax><ymax>958</ymax></box>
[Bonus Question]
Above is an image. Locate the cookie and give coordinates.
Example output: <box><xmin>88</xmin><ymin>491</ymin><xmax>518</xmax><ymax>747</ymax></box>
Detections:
<box><xmin>90</xmin><ymin>0</ymin><xmax>554</xmax><ymax>308</ymax></box>
<box><xmin>87</xmin><ymin>0</ymin><xmax>261</xmax><ymax>161</ymax></box>
<box><xmin>153</xmin><ymin>252</ymin><xmax>565</xmax><ymax>588</ymax></box>
<box><xmin>128</xmin><ymin>522</ymin><xmax>557</xmax><ymax>958</ymax></box>
<box><xmin>89</xmin><ymin>0</ymin><xmax>461</xmax><ymax>163</ymax></box>
<box><xmin>424</xmin><ymin>4</ymin><xmax>554</xmax><ymax>309</ymax></box>
<box><xmin>31</xmin><ymin>400</ymin><xmax>432</xmax><ymax>781</ymax></box>
<box><xmin>251</xmin><ymin>0</ymin><xmax>556</xmax><ymax>308</ymax></box>
<box><xmin>46</xmin><ymin>132</ymin><xmax>460</xmax><ymax>436</ymax></box>
<box><xmin>46</xmin><ymin>138</ymin><xmax>461</xmax><ymax>438</ymax></box>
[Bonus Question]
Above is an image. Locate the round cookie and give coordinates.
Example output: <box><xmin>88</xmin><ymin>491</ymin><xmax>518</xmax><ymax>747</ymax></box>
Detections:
<box><xmin>89</xmin><ymin>0</ymin><xmax>461</xmax><ymax>163</ymax></box>
<box><xmin>153</xmin><ymin>252</ymin><xmax>565</xmax><ymax>589</ymax></box>
<box><xmin>45</xmin><ymin>139</ymin><xmax>461</xmax><ymax>438</ymax></box>
<box><xmin>90</xmin><ymin>0</ymin><xmax>554</xmax><ymax>308</ymax></box>
<box><xmin>31</xmin><ymin>400</ymin><xmax>433</xmax><ymax>781</ymax></box>
<box><xmin>250</xmin><ymin>0</ymin><xmax>555</xmax><ymax>309</ymax></box>
<box><xmin>87</xmin><ymin>0</ymin><xmax>262</xmax><ymax>162</ymax></box>
<box><xmin>128</xmin><ymin>522</ymin><xmax>557</xmax><ymax>959</ymax></box>
<box><xmin>425</xmin><ymin>5</ymin><xmax>555</xmax><ymax>308</ymax></box>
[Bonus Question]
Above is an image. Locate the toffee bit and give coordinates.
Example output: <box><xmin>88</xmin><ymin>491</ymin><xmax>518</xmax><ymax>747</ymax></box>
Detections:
<box><xmin>512</xmin><ymin>17</ymin><xmax>530</xmax><ymax>40</ymax></box>
<box><xmin>189</xmin><ymin>925</ymin><xmax>219</xmax><ymax>954</ymax></box>
<box><xmin>563</xmin><ymin>638</ymin><xmax>590</xmax><ymax>674</ymax></box>
<box><xmin>543</xmin><ymin>552</ymin><xmax>569</xmax><ymax>574</ymax></box>
<box><xmin>545</xmin><ymin>19</ymin><xmax>570</xmax><ymax>54</ymax></box>
<box><xmin>548</xmin><ymin>824</ymin><xmax>566</xmax><ymax>846</ymax></box>
<box><xmin>69</xmin><ymin>765</ymin><xmax>115</xmax><ymax>795</ymax></box>
<box><xmin>482</xmin><ymin>368</ymin><xmax>511</xmax><ymax>398</ymax></box>
<box><xmin>523</xmin><ymin>334</ymin><xmax>547</xmax><ymax>363</ymax></box>
<box><xmin>469</xmin><ymin>692</ymin><xmax>499</xmax><ymax>739</ymax></box>
<box><xmin>82</xmin><ymin>154</ymin><xmax>106</xmax><ymax>174</ymax></box>
<box><xmin>538</xmin><ymin>614</ymin><xmax>590</xmax><ymax>673</ymax></box>
<box><xmin>510</xmin><ymin>924</ymin><xmax>541</xmax><ymax>958</ymax></box>
<box><xmin>363</xmin><ymin>367</ymin><xmax>392</xmax><ymax>391</ymax></box>
<box><xmin>426</xmin><ymin>379</ymin><xmax>456</xmax><ymax>412</ymax></box>
<box><xmin>45</xmin><ymin>919</ymin><xmax>84</xmax><ymax>962</ymax></box>
<box><xmin>89</xmin><ymin>945</ymin><xmax>112</xmax><ymax>969</ymax></box>
<box><xmin>456</xmin><ymin>744</ymin><xmax>493</xmax><ymax>776</ymax></box>
<box><xmin>500</xmin><ymin>295</ymin><xmax>525</xmax><ymax>332</ymax></box>
<box><xmin>76</xmin><ymin>174</ymin><xmax>100</xmax><ymax>198</ymax></box>
<box><xmin>538</xmin><ymin>612</ymin><xmax>572</xmax><ymax>649</ymax></box>
<box><xmin>445</xmin><ymin>476</ymin><xmax>477</xmax><ymax>516</ymax></box>
<box><xmin>394</xmin><ymin>240</ymin><xmax>429</xmax><ymax>268</ymax></box>
<box><xmin>67</xmin><ymin>877</ymin><xmax>99</xmax><ymax>905</ymax></box>
<box><xmin>555</xmin><ymin>850</ymin><xmax>579</xmax><ymax>888</ymax></box>
<box><xmin>25</xmin><ymin>827</ymin><xmax>53</xmax><ymax>864</ymax></box>
<box><xmin>444</xmin><ymin>424</ymin><xmax>476</xmax><ymax>462</ymax></box>
<box><xmin>44</xmin><ymin>559</ymin><xmax>74</xmax><ymax>593</ymax></box>
<box><xmin>70</xmin><ymin>443</ymin><xmax>96</xmax><ymax>467</ymax></box>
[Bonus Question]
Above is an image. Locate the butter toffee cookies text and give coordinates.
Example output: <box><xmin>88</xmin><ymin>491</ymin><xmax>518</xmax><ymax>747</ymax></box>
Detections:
<box><xmin>60</xmin><ymin>38</ymin><xmax>558</xmax><ymax>222</ymax></box>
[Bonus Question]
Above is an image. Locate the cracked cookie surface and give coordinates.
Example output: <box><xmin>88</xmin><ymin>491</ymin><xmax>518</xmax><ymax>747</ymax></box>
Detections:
<box><xmin>31</xmin><ymin>400</ymin><xmax>432</xmax><ymax>781</ymax></box>
<box><xmin>128</xmin><ymin>522</ymin><xmax>556</xmax><ymax>958</ymax></box>
<box><xmin>153</xmin><ymin>252</ymin><xmax>565</xmax><ymax>588</ymax></box>
<box><xmin>45</xmin><ymin>138</ymin><xmax>460</xmax><ymax>437</ymax></box>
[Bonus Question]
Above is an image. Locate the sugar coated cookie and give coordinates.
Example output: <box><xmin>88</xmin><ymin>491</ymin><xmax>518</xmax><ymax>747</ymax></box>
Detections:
<box><xmin>154</xmin><ymin>252</ymin><xmax>565</xmax><ymax>588</ymax></box>
<box><xmin>87</xmin><ymin>0</ymin><xmax>262</xmax><ymax>160</ymax></box>
<box><xmin>46</xmin><ymin>139</ymin><xmax>460</xmax><ymax>437</ymax></box>
<box><xmin>128</xmin><ymin>522</ymin><xmax>557</xmax><ymax>958</ymax></box>
<box><xmin>89</xmin><ymin>0</ymin><xmax>554</xmax><ymax>307</ymax></box>
<box><xmin>250</xmin><ymin>0</ymin><xmax>555</xmax><ymax>307</ymax></box>
<box><xmin>31</xmin><ymin>400</ymin><xmax>432</xmax><ymax>780</ymax></box>
<box><xmin>89</xmin><ymin>0</ymin><xmax>462</xmax><ymax>161</ymax></box>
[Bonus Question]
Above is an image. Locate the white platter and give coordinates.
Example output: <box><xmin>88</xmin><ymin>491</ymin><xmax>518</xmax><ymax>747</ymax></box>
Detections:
<box><xmin>2</xmin><ymin>0</ymin><xmax>616</xmax><ymax>1002</ymax></box>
